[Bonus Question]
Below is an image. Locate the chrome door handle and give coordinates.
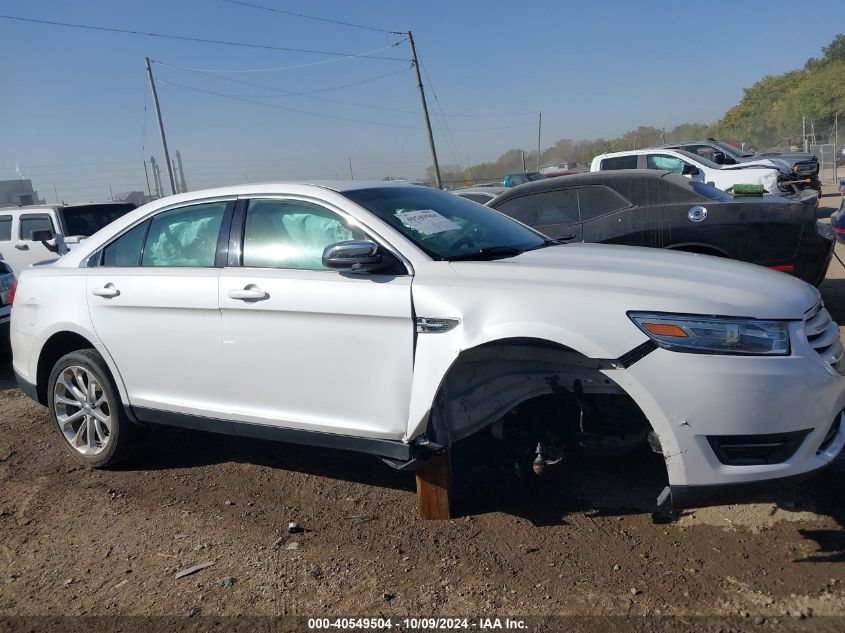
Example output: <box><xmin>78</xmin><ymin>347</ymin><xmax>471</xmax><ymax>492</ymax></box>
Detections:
<box><xmin>92</xmin><ymin>285</ymin><xmax>120</xmax><ymax>298</ymax></box>
<box><xmin>228</xmin><ymin>287</ymin><xmax>268</xmax><ymax>301</ymax></box>
<box><xmin>14</xmin><ymin>244</ymin><xmax>28</xmax><ymax>251</ymax></box>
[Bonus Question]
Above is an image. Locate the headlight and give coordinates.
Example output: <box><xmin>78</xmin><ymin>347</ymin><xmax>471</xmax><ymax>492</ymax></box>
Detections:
<box><xmin>628</xmin><ymin>313</ymin><xmax>790</xmax><ymax>355</ymax></box>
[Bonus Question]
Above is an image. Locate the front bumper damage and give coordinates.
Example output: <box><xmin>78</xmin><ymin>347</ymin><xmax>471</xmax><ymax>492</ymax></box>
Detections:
<box><xmin>610</xmin><ymin>318</ymin><xmax>845</xmax><ymax>510</ymax></box>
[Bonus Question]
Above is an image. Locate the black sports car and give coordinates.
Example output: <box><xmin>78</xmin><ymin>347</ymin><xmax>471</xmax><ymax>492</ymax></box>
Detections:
<box><xmin>488</xmin><ymin>170</ymin><xmax>833</xmax><ymax>286</ymax></box>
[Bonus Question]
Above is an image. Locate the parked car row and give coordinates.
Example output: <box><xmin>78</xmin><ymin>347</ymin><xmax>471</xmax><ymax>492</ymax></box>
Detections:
<box><xmin>486</xmin><ymin>170</ymin><xmax>833</xmax><ymax>286</ymax></box>
<box><xmin>10</xmin><ymin>180</ymin><xmax>845</xmax><ymax>520</ymax></box>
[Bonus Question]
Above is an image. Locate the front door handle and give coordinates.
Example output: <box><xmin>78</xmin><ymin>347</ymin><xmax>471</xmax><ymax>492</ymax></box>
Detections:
<box><xmin>228</xmin><ymin>287</ymin><xmax>268</xmax><ymax>301</ymax></box>
<box><xmin>92</xmin><ymin>284</ymin><xmax>120</xmax><ymax>298</ymax></box>
<box><xmin>557</xmin><ymin>233</ymin><xmax>577</xmax><ymax>242</ymax></box>
<box><xmin>14</xmin><ymin>243</ymin><xmax>29</xmax><ymax>251</ymax></box>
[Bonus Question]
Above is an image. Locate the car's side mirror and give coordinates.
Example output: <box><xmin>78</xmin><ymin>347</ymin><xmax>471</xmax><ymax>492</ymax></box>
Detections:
<box><xmin>681</xmin><ymin>164</ymin><xmax>700</xmax><ymax>176</ymax></box>
<box><xmin>322</xmin><ymin>240</ymin><xmax>384</xmax><ymax>272</ymax></box>
<box><xmin>31</xmin><ymin>228</ymin><xmax>60</xmax><ymax>253</ymax></box>
<box><xmin>711</xmin><ymin>151</ymin><xmax>727</xmax><ymax>165</ymax></box>
<box><xmin>30</xmin><ymin>228</ymin><xmax>55</xmax><ymax>242</ymax></box>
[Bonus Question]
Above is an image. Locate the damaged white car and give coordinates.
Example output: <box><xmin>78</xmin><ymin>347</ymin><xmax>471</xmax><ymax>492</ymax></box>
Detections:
<box><xmin>10</xmin><ymin>182</ymin><xmax>845</xmax><ymax>517</ymax></box>
<box><xmin>590</xmin><ymin>148</ymin><xmax>797</xmax><ymax>194</ymax></box>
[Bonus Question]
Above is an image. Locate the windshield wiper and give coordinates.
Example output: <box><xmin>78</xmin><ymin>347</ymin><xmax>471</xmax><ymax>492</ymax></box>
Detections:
<box><xmin>446</xmin><ymin>245</ymin><xmax>525</xmax><ymax>261</ymax></box>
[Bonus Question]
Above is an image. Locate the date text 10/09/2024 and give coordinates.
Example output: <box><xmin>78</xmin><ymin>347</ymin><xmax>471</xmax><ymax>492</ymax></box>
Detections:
<box><xmin>307</xmin><ymin>618</ymin><xmax>527</xmax><ymax>630</ymax></box>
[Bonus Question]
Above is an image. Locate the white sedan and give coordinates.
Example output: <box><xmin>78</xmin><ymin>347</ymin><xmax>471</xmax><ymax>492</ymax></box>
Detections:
<box><xmin>590</xmin><ymin>148</ymin><xmax>790</xmax><ymax>193</ymax></box>
<box><xmin>10</xmin><ymin>182</ymin><xmax>845</xmax><ymax>516</ymax></box>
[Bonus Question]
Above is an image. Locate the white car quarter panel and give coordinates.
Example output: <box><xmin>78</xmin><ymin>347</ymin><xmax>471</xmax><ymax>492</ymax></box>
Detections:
<box><xmin>220</xmin><ymin>267</ymin><xmax>414</xmax><ymax>438</ymax></box>
<box><xmin>85</xmin><ymin>268</ymin><xmax>227</xmax><ymax>417</ymax></box>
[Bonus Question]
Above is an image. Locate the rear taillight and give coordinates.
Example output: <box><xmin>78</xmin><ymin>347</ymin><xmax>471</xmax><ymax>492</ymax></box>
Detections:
<box><xmin>9</xmin><ymin>282</ymin><xmax>16</xmax><ymax>306</ymax></box>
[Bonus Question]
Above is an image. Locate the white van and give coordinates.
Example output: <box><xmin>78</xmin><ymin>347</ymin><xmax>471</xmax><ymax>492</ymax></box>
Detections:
<box><xmin>0</xmin><ymin>203</ymin><xmax>136</xmax><ymax>276</ymax></box>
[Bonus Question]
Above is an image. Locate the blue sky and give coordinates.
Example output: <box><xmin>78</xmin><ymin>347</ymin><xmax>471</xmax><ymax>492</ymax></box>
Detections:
<box><xmin>1</xmin><ymin>0</ymin><xmax>842</xmax><ymax>201</ymax></box>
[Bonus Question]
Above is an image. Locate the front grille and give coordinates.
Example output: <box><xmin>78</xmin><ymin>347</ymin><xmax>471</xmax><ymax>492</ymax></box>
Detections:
<box><xmin>804</xmin><ymin>302</ymin><xmax>845</xmax><ymax>373</ymax></box>
<box><xmin>818</xmin><ymin>415</ymin><xmax>842</xmax><ymax>453</ymax></box>
<box><xmin>708</xmin><ymin>430</ymin><xmax>811</xmax><ymax>465</ymax></box>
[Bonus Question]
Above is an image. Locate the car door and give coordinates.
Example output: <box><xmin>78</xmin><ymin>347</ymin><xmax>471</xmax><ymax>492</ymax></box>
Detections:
<box><xmin>86</xmin><ymin>199</ymin><xmax>233</xmax><ymax>419</ymax></box>
<box><xmin>492</xmin><ymin>189</ymin><xmax>582</xmax><ymax>242</ymax></box>
<box><xmin>576</xmin><ymin>185</ymin><xmax>657</xmax><ymax>246</ymax></box>
<box><xmin>219</xmin><ymin>196</ymin><xmax>414</xmax><ymax>439</ymax></box>
<box><xmin>5</xmin><ymin>212</ymin><xmax>58</xmax><ymax>275</ymax></box>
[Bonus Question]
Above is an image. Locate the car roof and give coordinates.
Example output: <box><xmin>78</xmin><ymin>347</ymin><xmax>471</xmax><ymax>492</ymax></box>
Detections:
<box><xmin>493</xmin><ymin>169</ymin><xmax>675</xmax><ymax>197</ymax></box>
<box><xmin>452</xmin><ymin>187</ymin><xmax>507</xmax><ymax>195</ymax></box>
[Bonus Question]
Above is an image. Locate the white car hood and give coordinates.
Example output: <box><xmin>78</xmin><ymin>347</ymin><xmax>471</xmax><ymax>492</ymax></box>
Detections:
<box><xmin>448</xmin><ymin>243</ymin><xmax>818</xmax><ymax>320</ymax></box>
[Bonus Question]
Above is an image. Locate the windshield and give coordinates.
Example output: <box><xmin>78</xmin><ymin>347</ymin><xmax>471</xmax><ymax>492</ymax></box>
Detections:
<box><xmin>343</xmin><ymin>186</ymin><xmax>550</xmax><ymax>261</ymax></box>
<box><xmin>60</xmin><ymin>203</ymin><xmax>136</xmax><ymax>236</ymax></box>
<box><xmin>686</xmin><ymin>180</ymin><xmax>732</xmax><ymax>201</ymax></box>
<box><xmin>710</xmin><ymin>139</ymin><xmax>755</xmax><ymax>158</ymax></box>
<box><xmin>675</xmin><ymin>149</ymin><xmax>721</xmax><ymax>169</ymax></box>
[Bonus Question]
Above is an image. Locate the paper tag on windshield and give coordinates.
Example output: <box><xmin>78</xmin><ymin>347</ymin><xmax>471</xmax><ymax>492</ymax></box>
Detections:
<box><xmin>395</xmin><ymin>210</ymin><xmax>460</xmax><ymax>235</ymax></box>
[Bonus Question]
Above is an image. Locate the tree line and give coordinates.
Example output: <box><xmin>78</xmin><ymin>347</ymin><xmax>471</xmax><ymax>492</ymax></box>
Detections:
<box><xmin>425</xmin><ymin>34</ymin><xmax>844</xmax><ymax>187</ymax></box>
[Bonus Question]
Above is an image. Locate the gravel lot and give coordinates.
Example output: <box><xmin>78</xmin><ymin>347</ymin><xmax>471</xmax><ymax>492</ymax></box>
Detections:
<box><xmin>0</xmin><ymin>188</ymin><xmax>843</xmax><ymax>621</ymax></box>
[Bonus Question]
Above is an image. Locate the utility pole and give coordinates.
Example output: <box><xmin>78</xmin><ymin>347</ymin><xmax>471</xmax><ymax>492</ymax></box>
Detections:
<box><xmin>53</xmin><ymin>182</ymin><xmax>59</xmax><ymax>204</ymax></box>
<box><xmin>143</xmin><ymin>161</ymin><xmax>153</xmax><ymax>200</ymax></box>
<box><xmin>348</xmin><ymin>157</ymin><xmax>354</xmax><ymax>180</ymax></box>
<box><xmin>108</xmin><ymin>183</ymin><xmax>114</xmax><ymax>201</ymax></box>
<box><xmin>537</xmin><ymin>112</ymin><xmax>542</xmax><ymax>172</ymax></box>
<box><xmin>150</xmin><ymin>157</ymin><xmax>162</xmax><ymax>198</ymax></box>
<box><xmin>145</xmin><ymin>57</ymin><xmax>177</xmax><ymax>195</ymax></box>
<box><xmin>175</xmin><ymin>150</ymin><xmax>188</xmax><ymax>193</ymax></box>
<box><xmin>171</xmin><ymin>159</ymin><xmax>180</xmax><ymax>193</ymax></box>
<box><xmin>835</xmin><ymin>113</ymin><xmax>839</xmax><ymax>183</ymax></box>
<box><xmin>802</xmin><ymin>116</ymin><xmax>807</xmax><ymax>152</ymax></box>
<box><xmin>521</xmin><ymin>151</ymin><xmax>526</xmax><ymax>172</ymax></box>
<box><xmin>407</xmin><ymin>31</ymin><xmax>441</xmax><ymax>189</ymax></box>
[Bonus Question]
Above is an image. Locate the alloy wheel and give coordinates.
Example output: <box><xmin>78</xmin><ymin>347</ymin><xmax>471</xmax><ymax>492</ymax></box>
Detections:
<box><xmin>53</xmin><ymin>365</ymin><xmax>112</xmax><ymax>455</ymax></box>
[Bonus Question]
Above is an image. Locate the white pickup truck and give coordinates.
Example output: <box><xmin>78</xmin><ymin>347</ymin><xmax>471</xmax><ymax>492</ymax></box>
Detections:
<box><xmin>0</xmin><ymin>202</ymin><xmax>136</xmax><ymax>277</ymax></box>
<box><xmin>590</xmin><ymin>148</ymin><xmax>792</xmax><ymax>194</ymax></box>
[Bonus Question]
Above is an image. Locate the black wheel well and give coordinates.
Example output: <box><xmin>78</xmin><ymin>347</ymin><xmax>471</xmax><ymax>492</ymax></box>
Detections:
<box><xmin>427</xmin><ymin>337</ymin><xmax>638</xmax><ymax>446</ymax></box>
<box><xmin>36</xmin><ymin>332</ymin><xmax>97</xmax><ymax>405</ymax></box>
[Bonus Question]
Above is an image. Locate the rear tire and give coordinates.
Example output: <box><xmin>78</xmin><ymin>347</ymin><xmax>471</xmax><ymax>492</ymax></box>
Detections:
<box><xmin>47</xmin><ymin>348</ymin><xmax>143</xmax><ymax>467</ymax></box>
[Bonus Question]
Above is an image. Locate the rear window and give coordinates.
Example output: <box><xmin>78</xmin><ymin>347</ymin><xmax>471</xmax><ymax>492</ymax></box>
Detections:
<box><xmin>458</xmin><ymin>193</ymin><xmax>493</xmax><ymax>205</ymax></box>
<box><xmin>0</xmin><ymin>216</ymin><xmax>10</xmax><ymax>241</ymax></box>
<box><xmin>600</xmin><ymin>156</ymin><xmax>638</xmax><ymax>170</ymax></box>
<box><xmin>60</xmin><ymin>204</ymin><xmax>136</xmax><ymax>237</ymax></box>
<box><xmin>688</xmin><ymin>180</ymin><xmax>732</xmax><ymax>201</ymax></box>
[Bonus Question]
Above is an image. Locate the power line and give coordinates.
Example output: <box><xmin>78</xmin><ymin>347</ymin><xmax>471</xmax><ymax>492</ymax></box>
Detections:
<box><xmin>152</xmin><ymin>42</ymin><xmax>407</xmax><ymax>73</ymax></box>
<box><xmin>221</xmin><ymin>0</ymin><xmax>403</xmax><ymax>35</ymax></box>
<box><xmin>167</xmin><ymin>65</ymin><xmax>418</xmax><ymax>113</ymax></box>
<box><xmin>0</xmin><ymin>14</ymin><xmax>407</xmax><ymax>59</ymax></box>
<box><xmin>156</xmin><ymin>78</ymin><xmax>535</xmax><ymax>132</ymax></box>
<box><xmin>157</xmin><ymin>79</ymin><xmax>425</xmax><ymax>129</ymax></box>
<box><xmin>163</xmin><ymin>64</ymin><xmax>412</xmax><ymax>97</ymax></box>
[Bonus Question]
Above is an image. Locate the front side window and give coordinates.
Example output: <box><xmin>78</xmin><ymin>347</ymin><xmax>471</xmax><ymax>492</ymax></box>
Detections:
<box><xmin>646</xmin><ymin>154</ymin><xmax>687</xmax><ymax>174</ymax></box>
<box><xmin>141</xmin><ymin>202</ymin><xmax>226</xmax><ymax>267</ymax></box>
<box><xmin>343</xmin><ymin>186</ymin><xmax>548</xmax><ymax>261</ymax></box>
<box><xmin>242</xmin><ymin>199</ymin><xmax>365</xmax><ymax>270</ymax></box>
<box><xmin>600</xmin><ymin>155</ymin><xmax>638</xmax><ymax>170</ymax></box>
<box><xmin>0</xmin><ymin>216</ymin><xmax>11</xmax><ymax>241</ymax></box>
<box><xmin>495</xmin><ymin>190</ymin><xmax>580</xmax><ymax>227</ymax></box>
<box><xmin>19</xmin><ymin>215</ymin><xmax>54</xmax><ymax>240</ymax></box>
<box><xmin>102</xmin><ymin>220</ymin><xmax>150</xmax><ymax>267</ymax></box>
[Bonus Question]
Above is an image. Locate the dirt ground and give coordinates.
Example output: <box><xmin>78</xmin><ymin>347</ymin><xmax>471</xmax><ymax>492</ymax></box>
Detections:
<box><xmin>1</xmin><ymin>188</ymin><xmax>844</xmax><ymax>623</ymax></box>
